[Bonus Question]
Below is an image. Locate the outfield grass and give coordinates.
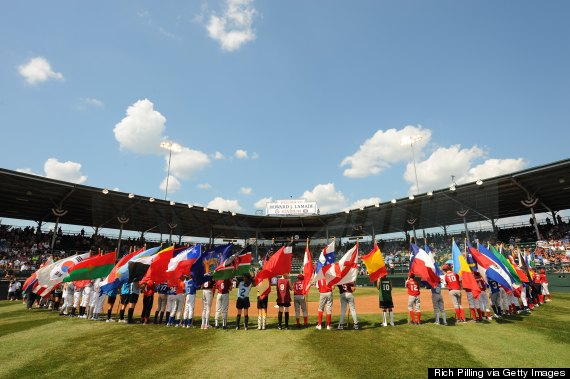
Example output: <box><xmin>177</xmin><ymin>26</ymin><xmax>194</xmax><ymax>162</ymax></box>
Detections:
<box><xmin>0</xmin><ymin>294</ymin><xmax>568</xmax><ymax>379</ymax></box>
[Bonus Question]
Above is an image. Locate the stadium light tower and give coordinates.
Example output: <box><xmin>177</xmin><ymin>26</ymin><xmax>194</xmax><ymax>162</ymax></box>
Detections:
<box><xmin>401</xmin><ymin>134</ymin><xmax>423</xmax><ymax>195</ymax></box>
<box><xmin>160</xmin><ymin>141</ymin><xmax>182</xmax><ymax>200</ymax></box>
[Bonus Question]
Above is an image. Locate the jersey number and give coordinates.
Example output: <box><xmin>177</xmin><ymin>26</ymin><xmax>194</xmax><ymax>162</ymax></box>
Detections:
<box><xmin>239</xmin><ymin>288</ymin><xmax>246</xmax><ymax>297</ymax></box>
<box><xmin>279</xmin><ymin>284</ymin><xmax>285</xmax><ymax>291</ymax></box>
<box><xmin>382</xmin><ymin>284</ymin><xmax>390</xmax><ymax>291</ymax></box>
<box><xmin>410</xmin><ymin>284</ymin><xmax>418</xmax><ymax>291</ymax></box>
<box><xmin>447</xmin><ymin>275</ymin><xmax>457</xmax><ymax>282</ymax></box>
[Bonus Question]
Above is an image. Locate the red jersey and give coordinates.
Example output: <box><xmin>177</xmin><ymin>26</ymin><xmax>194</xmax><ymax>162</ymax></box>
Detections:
<box><xmin>293</xmin><ymin>280</ymin><xmax>304</xmax><ymax>296</ymax></box>
<box><xmin>406</xmin><ymin>279</ymin><xmax>420</xmax><ymax>296</ymax></box>
<box><xmin>142</xmin><ymin>280</ymin><xmax>155</xmax><ymax>297</ymax></box>
<box><xmin>317</xmin><ymin>278</ymin><xmax>332</xmax><ymax>293</ymax></box>
<box><xmin>216</xmin><ymin>279</ymin><xmax>232</xmax><ymax>294</ymax></box>
<box><xmin>337</xmin><ymin>282</ymin><xmax>355</xmax><ymax>294</ymax></box>
<box><xmin>176</xmin><ymin>280</ymin><xmax>185</xmax><ymax>294</ymax></box>
<box><xmin>475</xmin><ymin>276</ymin><xmax>486</xmax><ymax>292</ymax></box>
<box><xmin>444</xmin><ymin>272</ymin><xmax>461</xmax><ymax>290</ymax></box>
<box><xmin>276</xmin><ymin>278</ymin><xmax>292</xmax><ymax>303</ymax></box>
<box><xmin>539</xmin><ymin>273</ymin><xmax>547</xmax><ymax>284</ymax></box>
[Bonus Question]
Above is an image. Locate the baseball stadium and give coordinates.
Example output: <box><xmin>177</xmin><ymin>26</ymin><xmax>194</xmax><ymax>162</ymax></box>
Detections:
<box><xmin>1</xmin><ymin>159</ymin><xmax>569</xmax><ymax>378</ymax></box>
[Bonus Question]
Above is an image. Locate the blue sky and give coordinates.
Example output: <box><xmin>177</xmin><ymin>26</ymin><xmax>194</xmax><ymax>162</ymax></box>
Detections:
<box><xmin>1</xmin><ymin>0</ymin><xmax>569</xmax><ymax>217</ymax></box>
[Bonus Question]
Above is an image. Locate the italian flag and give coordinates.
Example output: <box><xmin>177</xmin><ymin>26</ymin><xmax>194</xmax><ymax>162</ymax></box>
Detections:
<box><xmin>63</xmin><ymin>252</ymin><xmax>116</xmax><ymax>282</ymax></box>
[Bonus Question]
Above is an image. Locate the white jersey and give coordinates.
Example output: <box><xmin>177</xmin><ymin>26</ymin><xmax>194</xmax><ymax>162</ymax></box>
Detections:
<box><xmin>237</xmin><ymin>282</ymin><xmax>252</xmax><ymax>299</ymax></box>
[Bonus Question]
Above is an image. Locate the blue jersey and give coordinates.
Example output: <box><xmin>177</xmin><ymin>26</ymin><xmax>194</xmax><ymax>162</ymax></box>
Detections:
<box><xmin>185</xmin><ymin>279</ymin><xmax>197</xmax><ymax>295</ymax></box>
<box><xmin>156</xmin><ymin>282</ymin><xmax>169</xmax><ymax>294</ymax></box>
<box><xmin>120</xmin><ymin>282</ymin><xmax>130</xmax><ymax>295</ymax></box>
<box><xmin>488</xmin><ymin>280</ymin><xmax>500</xmax><ymax>294</ymax></box>
<box><xmin>106</xmin><ymin>288</ymin><xmax>117</xmax><ymax>297</ymax></box>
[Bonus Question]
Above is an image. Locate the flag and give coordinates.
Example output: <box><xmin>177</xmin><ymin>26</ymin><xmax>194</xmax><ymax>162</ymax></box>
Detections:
<box><xmin>129</xmin><ymin>246</ymin><xmax>174</xmax><ymax>283</ymax></box>
<box><xmin>166</xmin><ymin>244</ymin><xmax>202</xmax><ymax>286</ymax></box>
<box><xmin>509</xmin><ymin>253</ymin><xmax>529</xmax><ymax>283</ymax></box>
<box><xmin>212</xmin><ymin>245</ymin><xmax>252</xmax><ymax>280</ymax></box>
<box><xmin>140</xmin><ymin>246</ymin><xmax>186</xmax><ymax>284</ymax></box>
<box><xmin>424</xmin><ymin>244</ymin><xmax>442</xmax><ymax>276</ymax></box>
<box><xmin>452</xmin><ymin>240</ymin><xmax>481</xmax><ymax>299</ymax></box>
<box><xmin>115</xmin><ymin>246</ymin><xmax>161</xmax><ymax>280</ymax></box>
<box><xmin>63</xmin><ymin>252</ymin><xmax>116</xmax><ymax>283</ymax></box>
<box><xmin>489</xmin><ymin>245</ymin><xmax>522</xmax><ymax>285</ymax></box>
<box><xmin>313</xmin><ymin>241</ymin><xmax>336</xmax><ymax>281</ymax></box>
<box><xmin>191</xmin><ymin>244</ymin><xmax>234</xmax><ymax>286</ymax></box>
<box><xmin>254</xmin><ymin>245</ymin><xmax>293</xmax><ymax>284</ymax></box>
<box><xmin>467</xmin><ymin>245</ymin><xmax>513</xmax><ymax>292</ymax></box>
<box><xmin>321</xmin><ymin>242</ymin><xmax>359</xmax><ymax>286</ymax></box>
<box><xmin>24</xmin><ymin>256</ymin><xmax>53</xmax><ymax>294</ymax></box>
<box><xmin>409</xmin><ymin>243</ymin><xmax>440</xmax><ymax>288</ymax></box>
<box><xmin>256</xmin><ymin>277</ymin><xmax>271</xmax><ymax>300</ymax></box>
<box><xmin>479</xmin><ymin>243</ymin><xmax>518</xmax><ymax>284</ymax></box>
<box><xmin>465</xmin><ymin>246</ymin><xmax>477</xmax><ymax>272</ymax></box>
<box><xmin>361</xmin><ymin>241</ymin><xmax>387</xmax><ymax>282</ymax></box>
<box><xmin>50</xmin><ymin>253</ymin><xmax>91</xmax><ymax>281</ymax></box>
<box><xmin>100</xmin><ymin>248</ymin><xmax>144</xmax><ymax>294</ymax></box>
<box><xmin>301</xmin><ymin>241</ymin><xmax>314</xmax><ymax>295</ymax></box>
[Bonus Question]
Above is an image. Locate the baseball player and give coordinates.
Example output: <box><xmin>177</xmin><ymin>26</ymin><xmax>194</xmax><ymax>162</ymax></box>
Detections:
<box><xmin>201</xmin><ymin>277</ymin><xmax>215</xmax><ymax>329</ymax></box>
<box><xmin>488</xmin><ymin>279</ymin><xmax>502</xmax><ymax>318</ymax></box>
<box><xmin>337</xmin><ymin>282</ymin><xmax>359</xmax><ymax>330</ymax></box>
<box><xmin>443</xmin><ymin>265</ymin><xmax>466</xmax><ymax>323</ymax></box>
<box><xmin>539</xmin><ymin>268</ymin><xmax>551</xmax><ymax>302</ymax></box>
<box><xmin>91</xmin><ymin>279</ymin><xmax>106</xmax><ymax>321</ymax></box>
<box><xmin>276</xmin><ymin>274</ymin><xmax>292</xmax><ymax>330</ymax></box>
<box><xmin>139</xmin><ymin>279</ymin><xmax>155</xmax><ymax>325</ymax></box>
<box><xmin>315</xmin><ymin>278</ymin><xmax>333</xmax><ymax>330</ymax></box>
<box><xmin>378</xmin><ymin>276</ymin><xmax>394</xmax><ymax>327</ymax></box>
<box><xmin>293</xmin><ymin>274</ymin><xmax>309</xmax><ymax>328</ymax></box>
<box><xmin>256</xmin><ymin>281</ymin><xmax>269</xmax><ymax>330</ymax></box>
<box><xmin>182</xmin><ymin>274</ymin><xmax>197</xmax><ymax>328</ymax></box>
<box><xmin>406</xmin><ymin>274</ymin><xmax>421</xmax><ymax>325</ymax></box>
<box><xmin>105</xmin><ymin>287</ymin><xmax>118</xmax><ymax>322</ymax></box>
<box><xmin>166</xmin><ymin>278</ymin><xmax>185</xmax><ymax>327</ymax></box>
<box><xmin>59</xmin><ymin>281</ymin><xmax>74</xmax><ymax>316</ymax></box>
<box><xmin>126</xmin><ymin>281</ymin><xmax>140</xmax><ymax>324</ymax></box>
<box><xmin>214</xmin><ymin>278</ymin><xmax>232</xmax><ymax>329</ymax></box>
<box><xmin>79</xmin><ymin>280</ymin><xmax>93</xmax><ymax>319</ymax></box>
<box><xmin>153</xmin><ymin>281</ymin><xmax>169</xmax><ymax>324</ymax></box>
<box><xmin>118</xmin><ymin>282</ymin><xmax>130</xmax><ymax>323</ymax></box>
<box><xmin>235</xmin><ymin>274</ymin><xmax>253</xmax><ymax>330</ymax></box>
<box><xmin>474</xmin><ymin>272</ymin><xmax>491</xmax><ymax>321</ymax></box>
<box><xmin>70</xmin><ymin>281</ymin><xmax>84</xmax><ymax>317</ymax></box>
<box><xmin>430</xmin><ymin>282</ymin><xmax>447</xmax><ymax>325</ymax></box>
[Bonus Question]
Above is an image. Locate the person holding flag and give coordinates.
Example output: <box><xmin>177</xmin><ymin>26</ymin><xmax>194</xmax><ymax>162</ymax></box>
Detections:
<box><xmin>139</xmin><ymin>279</ymin><xmax>155</xmax><ymax>324</ymax></box>
<box><xmin>235</xmin><ymin>273</ymin><xmax>253</xmax><ymax>330</ymax></box>
<box><xmin>293</xmin><ymin>274</ymin><xmax>309</xmax><ymax>328</ymax></box>
<box><xmin>105</xmin><ymin>287</ymin><xmax>118</xmax><ymax>322</ymax></box>
<box><xmin>443</xmin><ymin>264</ymin><xmax>465</xmax><ymax>323</ymax></box>
<box><xmin>182</xmin><ymin>274</ymin><xmax>197</xmax><ymax>328</ymax></box>
<box><xmin>315</xmin><ymin>278</ymin><xmax>333</xmax><ymax>330</ymax></box>
<box><xmin>256</xmin><ymin>276</ymin><xmax>270</xmax><ymax>330</ymax></box>
<box><xmin>276</xmin><ymin>274</ymin><xmax>292</xmax><ymax>330</ymax></box>
<box><xmin>488</xmin><ymin>279</ymin><xmax>503</xmax><ymax>318</ymax></box>
<box><xmin>377</xmin><ymin>276</ymin><xmax>395</xmax><ymax>327</ymax></box>
<box><xmin>474</xmin><ymin>271</ymin><xmax>491</xmax><ymax>321</ymax></box>
<box><xmin>405</xmin><ymin>273</ymin><xmax>421</xmax><ymax>325</ymax></box>
<box><xmin>153</xmin><ymin>281</ymin><xmax>169</xmax><ymax>324</ymax></box>
<box><xmin>337</xmin><ymin>281</ymin><xmax>359</xmax><ymax>330</ymax></box>
<box><xmin>214</xmin><ymin>278</ymin><xmax>232</xmax><ymax>329</ymax></box>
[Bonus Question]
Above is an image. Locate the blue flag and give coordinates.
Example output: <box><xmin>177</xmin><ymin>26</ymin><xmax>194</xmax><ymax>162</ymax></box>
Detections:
<box><xmin>191</xmin><ymin>244</ymin><xmax>233</xmax><ymax>286</ymax></box>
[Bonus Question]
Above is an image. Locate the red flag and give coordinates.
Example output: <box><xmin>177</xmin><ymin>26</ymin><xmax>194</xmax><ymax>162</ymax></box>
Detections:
<box><xmin>141</xmin><ymin>246</ymin><xmax>176</xmax><ymax>284</ymax></box>
<box><xmin>302</xmin><ymin>242</ymin><xmax>313</xmax><ymax>295</ymax></box>
<box><xmin>254</xmin><ymin>245</ymin><xmax>293</xmax><ymax>285</ymax></box>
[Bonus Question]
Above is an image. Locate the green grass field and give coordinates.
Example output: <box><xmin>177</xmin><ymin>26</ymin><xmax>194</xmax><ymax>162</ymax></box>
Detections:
<box><xmin>1</xmin><ymin>293</ymin><xmax>569</xmax><ymax>379</ymax></box>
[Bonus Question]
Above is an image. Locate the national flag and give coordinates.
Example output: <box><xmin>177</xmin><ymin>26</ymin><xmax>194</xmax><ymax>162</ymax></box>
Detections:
<box><xmin>465</xmin><ymin>245</ymin><xmax>477</xmax><ymax>272</ymax></box>
<box><xmin>191</xmin><ymin>244</ymin><xmax>234</xmax><ymax>286</ymax></box>
<box><xmin>22</xmin><ymin>272</ymin><xmax>38</xmax><ymax>293</ymax></box>
<box><xmin>166</xmin><ymin>244</ymin><xmax>202</xmax><ymax>286</ymax></box>
<box><xmin>100</xmin><ymin>248</ymin><xmax>144</xmax><ymax>294</ymax></box>
<box><xmin>489</xmin><ymin>244</ymin><xmax>522</xmax><ymax>285</ymax></box>
<box><xmin>452</xmin><ymin>240</ymin><xmax>481</xmax><ymax>299</ymax></box>
<box><xmin>361</xmin><ymin>241</ymin><xmax>387</xmax><ymax>282</ymax></box>
<box><xmin>141</xmin><ymin>246</ymin><xmax>187</xmax><ymax>284</ymax></box>
<box><xmin>313</xmin><ymin>241</ymin><xmax>336</xmax><ymax>281</ymax></box>
<box><xmin>212</xmin><ymin>245</ymin><xmax>252</xmax><ymax>280</ymax></box>
<box><xmin>50</xmin><ymin>253</ymin><xmax>91</xmax><ymax>281</ymax></box>
<box><xmin>254</xmin><ymin>245</ymin><xmax>293</xmax><ymax>285</ymax></box>
<box><xmin>129</xmin><ymin>246</ymin><xmax>174</xmax><ymax>283</ymax></box>
<box><xmin>321</xmin><ymin>242</ymin><xmax>359</xmax><ymax>286</ymax></box>
<box><xmin>467</xmin><ymin>244</ymin><xmax>513</xmax><ymax>292</ymax></box>
<box><xmin>301</xmin><ymin>241</ymin><xmax>314</xmax><ymax>295</ymax></box>
<box><xmin>62</xmin><ymin>252</ymin><xmax>116</xmax><ymax>282</ymax></box>
<box><xmin>507</xmin><ymin>254</ymin><xmax>529</xmax><ymax>283</ymax></box>
<box><xmin>115</xmin><ymin>246</ymin><xmax>161</xmax><ymax>280</ymax></box>
<box><xmin>33</xmin><ymin>258</ymin><xmax>60</xmax><ymax>295</ymax></box>
<box><xmin>409</xmin><ymin>243</ymin><xmax>440</xmax><ymax>288</ymax></box>
<box><xmin>424</xmin><ymin>244</ymin><xmax>442</xmax><ymax>276</ymax></box>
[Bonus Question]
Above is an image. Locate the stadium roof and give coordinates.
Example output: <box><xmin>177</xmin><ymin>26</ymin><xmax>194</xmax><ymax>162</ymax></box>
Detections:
<box><xmin>1</xmin><ymin>158</ymin><xmax>569</xmax><ymax>241</ymax></box>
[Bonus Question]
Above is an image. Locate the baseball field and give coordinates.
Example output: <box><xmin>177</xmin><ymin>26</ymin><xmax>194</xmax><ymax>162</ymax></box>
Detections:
<box><xmin>1</xmin><ymin>289</ymin><xmax>568</xmax><ymax>379</ymax></box>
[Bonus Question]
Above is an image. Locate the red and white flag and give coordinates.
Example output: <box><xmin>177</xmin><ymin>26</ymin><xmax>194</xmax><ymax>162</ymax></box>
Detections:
<box><xmin>321</xmin><ymin>242</ymin><xmax>359</xmax><ymax>286</ymax></box>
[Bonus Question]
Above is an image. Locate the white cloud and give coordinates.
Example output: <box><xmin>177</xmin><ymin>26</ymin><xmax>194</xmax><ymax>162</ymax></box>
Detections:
<box><xmin>159</xmin><ymin>175</ymin><xmax>181</xmax><ymax>195</ymax></box>
<box><xmin>301</xmin><ymin>183</ymin><xmax>346</xmax><ymax>214</ymax></box>
<box><xmin>114</xmin><ymin>99</ymin><xmax>167</xmax><ymax>154</ymax></box>
<box><xmin>254</xmin><ymin>196</ymin><xmax>272</xmax><ymax>209</ymax></box>
<box><xmin>16</xmin><ymin>168</ymin><xmax>40</xmax><ymax>176</ymax></box>
<box><xmin>341</xmin><ymin>125</ymin><xmax>431</xmax><ymax>178</ymax></box>
<box><xmin>206</xmin><ymin>0</ymin><xmax>257</xmax><ymax>52</ymax></box>
<box><xmin>207</xmin><ymin>197</ymin><xmax>243</xmax><ymax>212</ymax></box>
<box><xmin>403</xmin><ymin>145</ymin><xmax>526</xmax><ymax>193</ymax></box>
<box><xmin>18</xmin><ymin>57</ymin><xmax>63</xmax><ymax>85</ymax></box>
<box><xmin>212</xmin><ymin>151</ymin><xmax>225</xmax><ymax>160</ymax></box>
<box><xmin>345</xmin><ymin>197</ymin><xmax>382</xmax><ymax>211</ymax></box>
<box><xmin>44</xmin><ymin>158</ymin><xmax>87</xmax><ymax>184</ymax></box>
<box><xmin>168</xmin><ymin>147</ymin><xmax>210</xmax><ymax>179</ymax></box>
<box><xmin>235</xmin><ymin>149</ymin><xmax>248</xmax><ymax>159</ymax></box>
<box><xmin>77</xmin><ymin>97</ymin><xmax>104</xmax><ymax>111</ymax></box>
<box><xmin>240</xmin><ymin>187</ymin><xmax>252</xmax><ymax>195</ymax></box>
<box><xmin>198</xmin><ymin>183</ymin><xmax>212</xmax><ymax>189</ymax></box>
<box><xmin>463</xmin><ymin>158</ymin><xmax>526</xmax><ymax>183</ymax></box>
<box><xmin>251</xmin><ymin>152</ymin><xmax>259</xmax><ymax>160</ymax></box>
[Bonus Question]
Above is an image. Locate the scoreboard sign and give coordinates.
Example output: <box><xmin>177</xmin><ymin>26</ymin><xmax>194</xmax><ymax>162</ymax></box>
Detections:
<box><xmin>266</xmin><ymin>200</ymin><xmax>318</xmax><ymax>216</ymax></box>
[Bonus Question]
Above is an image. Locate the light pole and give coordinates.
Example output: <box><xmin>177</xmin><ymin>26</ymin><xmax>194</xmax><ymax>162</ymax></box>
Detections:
<box><xmin>401</xmin><ymin>134</ymin><xmax>423</xmax><ymax>194</ymax></box>
<box><xmin>160</xmin><ymin>141</ymin><xmax>182</xmax><ymax>200</ymax></box>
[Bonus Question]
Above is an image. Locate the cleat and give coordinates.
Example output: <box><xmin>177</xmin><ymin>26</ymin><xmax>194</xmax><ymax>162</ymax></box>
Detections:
<box><xmin>353</xmin><ymin>324</ymin><xmax>359</xmax><ymax>330</ymax></box>
<box><xmin>326</xmin><ymin>325</ymin><xmax>332</xmax><ymax>330</ymax></box>
<box><xmin>315</xmin><ymin>324</ymin><xmax>322</xmax><ymax>330</ymax></box>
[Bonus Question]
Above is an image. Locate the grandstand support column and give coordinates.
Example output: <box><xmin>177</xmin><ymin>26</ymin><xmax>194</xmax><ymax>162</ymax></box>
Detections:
<box><xmin>116</xmin><ymin>216</ymin><xmax>130</xmax><ymax>256</ymax></box>
<box><xmin>168</xmin><ymin>223</ymin><xmax>177</xmax><ymax>246</ymax></box>
<box><xmin>407</xmin><ymin>218</ymin><xmax>418</xmax><ymax>242</ymax></box>
<box><xmin>36</xmin><ymin>221</ymin><xmax>42</xmax><ymax>242</ymax></box>
<box><xmin>255</xmin><ymin>231</ymin><xmax>259</xmax><ymax>261</ymax></box>
<box><xmin>457</xmin><ymin>209</ymin><xmax>470</xmax><ymax>241</ymax></box>
<box><xmin>491</xmin><ymin>219</ymin><xmax>498</xmax><ymax>237</ymax></box>
<box><xmin>50</xmin><ymin>207</ymin><xmax>68</xmax><ymax>251</ymax></box>
<box><xmin>521</xmin><ymin>197</ymin><xmax>540</xmax><ymax>240</ymax></box>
